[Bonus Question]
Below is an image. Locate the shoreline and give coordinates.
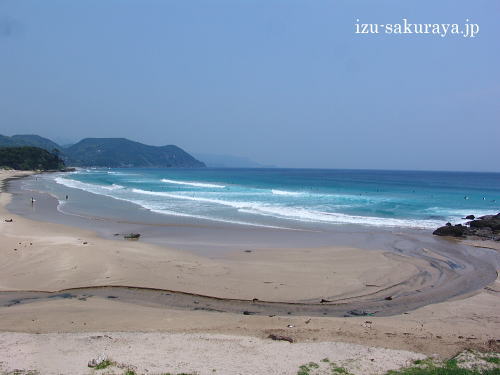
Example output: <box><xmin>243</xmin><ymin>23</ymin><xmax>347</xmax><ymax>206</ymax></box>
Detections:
<box><xmin>1</xmin><ymin>169</ymin><xmax>499</xmax><ymax>373</ymax></box>
<box><xmin>11</xmin><ymin>170</ymin><xmax>500</xmax><ymax>253</ymax></box>
<box><xmin>1</xmin><ymin>170</ymin><xmax>497</xmax><ymax>311</ymax></box>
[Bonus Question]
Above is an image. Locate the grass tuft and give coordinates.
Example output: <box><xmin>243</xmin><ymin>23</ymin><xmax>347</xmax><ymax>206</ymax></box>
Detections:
<box><xmin>484</xmin><ymin>357</ymin><xmax>500</xmax><ymax>365</ymax></box>
<box><xmin>94</xmin><ymin>359</ymin><xmax>113</xmax><ymax>370</ymax></box>
<box><xmin>385</xmin><ymin>358</ymin><xmax>500</xmax><ymax>375</ymax></box>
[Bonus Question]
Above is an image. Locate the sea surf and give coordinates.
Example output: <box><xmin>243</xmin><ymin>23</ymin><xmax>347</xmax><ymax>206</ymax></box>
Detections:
<box><xmin>21</xmin><ymin>168</ymin><xmax>500</xmax><ymax>231</ymax></box>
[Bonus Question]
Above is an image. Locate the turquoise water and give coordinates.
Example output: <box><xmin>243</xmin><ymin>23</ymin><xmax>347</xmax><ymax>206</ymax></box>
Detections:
<box><xmin>50</xmin><ymin>168</ymin><xmax>500</xmax><ymax>230</ymax></box>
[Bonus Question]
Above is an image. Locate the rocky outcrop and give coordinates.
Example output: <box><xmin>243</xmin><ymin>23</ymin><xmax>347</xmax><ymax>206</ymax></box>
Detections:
<box><xmin>468</xmin><ymin>214</ymin><xmax>500</xmax><ymax>231</ymax></box>
<box><xmin>433</xmin><ymin>213</ymin><xmax>500</xmax><ymax>241</ymax></box>
<box><xmin>124</xmin><ymin>233</ymin><xmax>141</xmax><ymax>240</ymax></box>
<box><xmin>433</xmin><ymin>223</ymin><xmax>468</xmax><ymax>237</ymax></box>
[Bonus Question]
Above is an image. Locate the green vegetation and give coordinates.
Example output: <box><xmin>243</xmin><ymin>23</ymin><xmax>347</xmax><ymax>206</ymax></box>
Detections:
<box><xmin>0</xmin><ymin>146</ymin><xmax>65</xmax><ymax>171</ymax></box>
<box><xmin>94</xmin><ymin>359</ymin><xmax>113</xmax><ymax>370</ymax></box>
<box><xmin>484</xmin><ymin>358</ymin><xmax>500</xmax><ymax>365</ymax></box>
<box><xmin>298</xmin><ymin>364</ymin><xmax>312</xmax><ymax>375</ymax></box>
<box><xmin>386</xmin><ymin>366</ymin><xmax>499</xmax><ymax>374</ymax></box>
<box><xmin>331</xmin><ymin>367</ymin><xmax>353</xmax><ymax>374</ymax></box>
<box><xmin>296</xmin><ymin>361</ymin><xmax>354</xmax><ymax>375</ymax></box>
<box><xmin>295</xmin><ymin>352</ymin><xmax>499</xmax><ymax>375</ymax></box>
<box><xmin>386</xmin><ymin>354</ymin><xmax>500</xmax><ymax>375</ymax></box>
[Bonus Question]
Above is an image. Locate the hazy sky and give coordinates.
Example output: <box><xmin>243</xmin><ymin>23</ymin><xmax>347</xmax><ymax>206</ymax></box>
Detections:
<box><xmin>1</xmin><ymin>0</ymin><xmax>499</xmax><ymax>171</ymax></box>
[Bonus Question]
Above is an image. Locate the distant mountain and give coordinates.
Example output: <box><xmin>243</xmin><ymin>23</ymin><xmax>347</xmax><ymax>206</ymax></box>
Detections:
<box><xmin>0</xmin><ymin>134</ymin><xmax>61</xmax><ymax>152</ymax></box>
<box><xmin>66</xmin><ymin>138</ymin><xmax>205</xmax><ymax>168</ymax></box>
<box><xmin>11</xmin><ymin>135</ymin><xmax>62</xmax><ymax>152</ymax></box>
<box><xmin>0</xmin><ymin>134</ymin><xmax>205</xmax><ymax>168</ymax></box>
<box><xmin>0</xmin><ymin>135</ymin><xmax>17</xmax><ymax>147</ymax></box>
<box><xmin>0</xmin><ymin>146</ymin><xmax>65</xmax><ymax>171</ymax></box>
<box><xmin>194</xmin><ymin>153</ymin><xmax>274</xmax><ymax>168</ymax></box>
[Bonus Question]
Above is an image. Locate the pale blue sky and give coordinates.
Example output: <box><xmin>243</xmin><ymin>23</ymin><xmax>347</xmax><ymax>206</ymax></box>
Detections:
<box><xmin>0</xmin><ymin>0</ymin><xmax>499</xmax><ymax>171</ymax></box>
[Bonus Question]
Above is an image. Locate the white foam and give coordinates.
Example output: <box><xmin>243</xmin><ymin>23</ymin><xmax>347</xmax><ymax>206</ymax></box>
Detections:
<box><xmin>107</xmin><ymin>171</ymin><xmax>139</xmax><ymax>176</ymax></box>
<box><xmin>52</xmin><ymin>177</ymin><xmax>291</xmax><ymax>229</ymax></box>
<box><xmin>131</xmin><ymin>188</ymin><xmax>442</xmax><ymax>229</ymax></box>
<box><xmin>102</xmin><ymin>183</ymin><xmax>125</xmax><ymax>190</ymax></box>
<box><xmin>53</xmin><ymin>175</ymin><xmax>478</xmax><ymax>230</ymax></box>
<box><xmin>161</xmin><ymin>178</ymin><xmax>226</xmax><ymax>189</ymax></box>
<box><xmin>147</xmin><ymin>208</ymin><xmax>292</xmax><ymax>229</ymax></box>
<box><xmin>55</xmin><ymin>177</ymin><xmax>124</xmax><ymax>192</ymax></box>
<box><xmin>240</xmin><ymin>207</ymin><xmax>443</xmax><ymax>229</ymax></box>
<box><xmin>271</xmin><ymin>189</ymin><xmax>303</xmax><ymax>196</ymax></box>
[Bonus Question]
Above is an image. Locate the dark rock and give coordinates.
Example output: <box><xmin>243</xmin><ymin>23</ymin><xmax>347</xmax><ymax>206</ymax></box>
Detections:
<box><xmin>433</xmin><ymin>212</ymin><xmax>500</xmax><ymax>241</ymax></box>
<box><xmin>465</xmin><ymin>215</ymin><xmax>475</xmax><ymax>220</ymax></box>
<box><xmin>385</xmin><ymin>296</ymin><xmax>393</xmax><ymax>301</ymax></box>
<box><xmin>469</xmin><ymin>214</ymin><xmax>500</xmax><ymax>231</ymax></box>
<box><xmin>478</xmin><ymin>214</ymin><xmax>496</xmax><ymax>220</ymax></box>
<box><xmin>433</xmin><ymin>225</ymin><xmax>467</xmax><ymax>237</ymax></box>
<box><xmin>243</xmin><ymin>311</ymin><xmax>256</xmax><ymax>315</ymax></box>
<box><xmin>268</xmin><ymin>334</ymin><xmax>294</xmax><ymax>343</ymax></box>
<box><xmin>320</xmin><ymin>298</ymin><xmax>330</xmax><ymax>303</ymax></box>
<box><xmin>474</xmin><ymin>228</ymin><xmax>492</xmax><ymax>235</ymax></box>
<box><xmin>4</xmin><ymin>218</ymin><xmax>13</xmax><ymax>222</ymax></box>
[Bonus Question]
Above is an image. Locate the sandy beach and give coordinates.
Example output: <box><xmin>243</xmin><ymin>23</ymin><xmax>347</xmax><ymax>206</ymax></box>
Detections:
<box><xmin>0</xmin><ymin>170</ymin><xmax>499</xmax><ymax>375</ymax></box>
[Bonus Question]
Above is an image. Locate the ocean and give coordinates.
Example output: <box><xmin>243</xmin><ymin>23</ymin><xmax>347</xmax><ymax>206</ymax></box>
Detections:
<box><xmin>28</xmin><ymin>168</ymin><xmax>500</xmax><ymax>231</ymax></box>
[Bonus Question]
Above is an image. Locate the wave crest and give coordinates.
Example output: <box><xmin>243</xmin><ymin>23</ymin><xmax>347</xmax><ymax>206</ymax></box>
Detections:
<box><xmin>161</xmin><ymin>178</ymin><xmax>226</xmax><ymax>189</ymax></box>
<box><xmin>271</xmin><ymin>189</ymin><xmax>303</xmax><ymax>196</ymax></box>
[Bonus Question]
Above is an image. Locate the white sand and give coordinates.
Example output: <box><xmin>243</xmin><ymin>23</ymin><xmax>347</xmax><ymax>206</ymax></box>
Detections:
<box><xmin>0</xmin><ymin>331</ymin><xmax>425</xmax><ymax>375</ymax></box>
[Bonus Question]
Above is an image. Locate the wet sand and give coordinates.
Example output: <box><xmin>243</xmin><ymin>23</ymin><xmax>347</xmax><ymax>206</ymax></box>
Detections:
<box><xmin>2</xmin><ymin>171</ymin><xmax>498</xmax><ymax>312</ymax></box>
<box><xmin>1</xmin><ymin>170</ymin><xmax>499</xmax><ymax>374</ymax></box>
